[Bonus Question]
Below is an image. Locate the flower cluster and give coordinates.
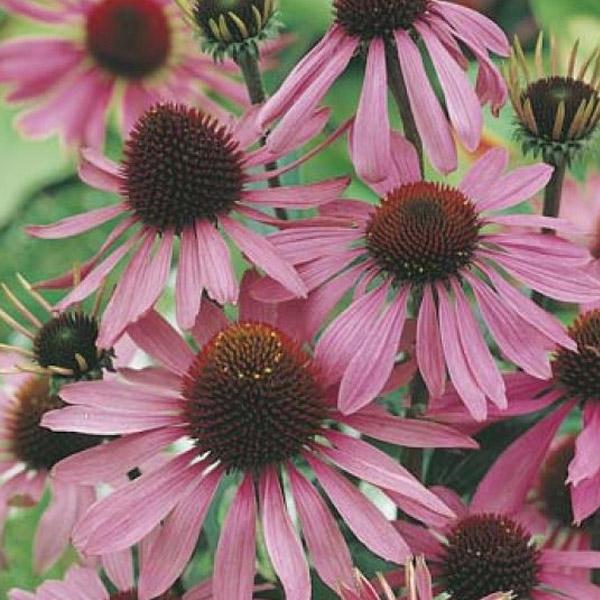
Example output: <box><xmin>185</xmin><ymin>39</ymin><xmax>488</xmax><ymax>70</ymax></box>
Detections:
<box><xmin>0</xmin><ymin>0</ymin><xmax>600</xmax><ymax>599</ymax></box>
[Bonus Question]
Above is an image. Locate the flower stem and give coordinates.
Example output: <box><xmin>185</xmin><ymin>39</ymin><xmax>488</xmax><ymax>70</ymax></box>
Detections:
<box><xmin>531</xmin><ymin>159</ymin><xmax>567</xmax><ymax>307</ymax></box>
<box><xmin>385</xmin><ymin>40</ymin><xmax>424</xmax><ymax>176</ymax></box>
<box><xmin>235</xmin><ymin>51</ymin><xmax>287</xmax><ymax>220</ymax></box>
<box><xmin>592</xmin><ymin>512</ymin><xmax>600</xmax><ymax>584</ymax></box>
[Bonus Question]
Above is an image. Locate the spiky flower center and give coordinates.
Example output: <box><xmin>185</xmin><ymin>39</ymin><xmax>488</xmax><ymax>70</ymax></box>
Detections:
<box><xmin>538</xmin><ymin>436</ymin><xmax>576</xmax><ymax>526</ymax></box>
<box><xmin>86</xmin><ymin>0</ymin><xmax>171</xmax><ymax>78</ymax></box>
<box><xmin>554</xmin><ymin>310</ymin><xmax>600</xmax><ymax>400</ymax></box>
<box><xmin>521</xmin><ymin>76</ymin><xmax>599</xmax><ymax>141</ymax></box>
<box><xmin>193</xmin><ymin>0</ymin><xmax>276</xmax><ymax>43</ymax></box>
<box><xmin>366</xmin><ymin>182</ymin><xmax>480</xmax><ymax>285</ymax></box>
<box><xmin>334</xmin><ymin>0</ymin><xmax>428</xmax><ymax>40</ymax></box>
<box><xmin>442</xmin><ymin>513</ymin><xmax>540</xmax><ymax>600</ymax></box>
<box><xmin>7</xmin><ymin>377</ymin><xmax>102</xmax><ymax>471</ymax></box>
<box><xmin>33</xmin><ymin>312</ymin><xmax>113</xmax><ymax>378</ymax></box>
<box><xmin>122</xmin><ymin>103</ymin><xmax>245</xmax><ymax>233</ymax></box>
<box><xmin>182</xmin><ymin>322</ymin><xmax>326</xmax><ymax>473</ymax></box>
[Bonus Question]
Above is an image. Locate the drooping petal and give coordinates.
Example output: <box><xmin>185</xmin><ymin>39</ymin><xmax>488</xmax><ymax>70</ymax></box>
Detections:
<box><xmin>287</xmin><ymin>464</ymin><xmax>354</xmax><ymax>592</ymax></box>
<box><xmin>175</xmin><ymin>226</ymin><xmax>203</xmax><ymax>331</ymax></box>
<box><xmin>213</xmin><ymin>475</ymin><xmax>257</xmax><ymax>600</ymax></box>
<box><xmin>260</xmin><ymin>467</ymin><xmax>310</xmax><ymax>600</ymax></box>
<box><xmin>394</xmin><ymin>30</ymin><xmax>456</xmax><ymax>174</ymax></box>
<box><xmin>459</xmin><ymin>148</ymin><xmax>508</xmax><ymax>202</ymax></box>
<box><xmin>352</xmin><ymin>37</ymin><xmax>390</xmax><ymax>183</ymax></box>
<box><xmin>568</xmin><ymin>402</ymin><xmax>600</xmax><ymax>486</ymax></box>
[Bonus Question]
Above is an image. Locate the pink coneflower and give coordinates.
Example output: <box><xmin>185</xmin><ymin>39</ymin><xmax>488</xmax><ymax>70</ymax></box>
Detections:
<box><xmin>259</xmin><ymin>0</ymin><xmax>509</xmax><ymax>179</ymax></box>
<box><xmin>8</xmin><ymin>563</ymin><xmax>225</xmax><ymax>600</ymax></box>
<box><xmin>41</xmin><ymin>274</ymin><xmax>477</xmax><ymax>600</ymax></box>
<box><xmin>0</xmin><ymin>0</ymin><xmax>281</xmax><ymax>147</ymax></box>
<box><xmin>0</xmin><ymin>368</ymin><xmax>97</xmax><ymax>573</ymax></box>
<box><xmin>27</xmin><ymin>102</ymin><xmax>349</xmax><ymax>346</ymax></box>
<box><xmin>254</xmin><ymin>146</ymin><xmax>600</xmax><ymax>420</ymax></box>
<box><xmin>394</xmin><ymin>482</ymin><xmax>600</xmax><ymax>600</ymax></box>
<box><xmin>430</xmin><ymin>307</ymin><xmax>600</xmax><ymax>525</ymax></box>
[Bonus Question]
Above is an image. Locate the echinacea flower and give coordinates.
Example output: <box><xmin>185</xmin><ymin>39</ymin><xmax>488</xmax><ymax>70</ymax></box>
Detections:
<box><xmin>41</xmin><ymin>274</ymin><xmax>476</xmax><ymax>600</ymax></box>
<box><xmin>8</xmin><ymin>563</ymin><xmax>224</xmax><ymax>600</ymax></box>
<box><xmin>254</xmin><ymin>144</ymin><xmax>600</xmax><ymax>420</ymax></box>
<box><xmin>0</xmin><ymin>273</ymin><xmax>136</xmax><ymax>572</ymax></box>
<box><xmin>394</xmin><ymin>482</ymin><xmax>600</xmax><ymax>600</ymax></box>
<box><xmin>259</xmin><ymin>0</ymin><xmax>509</xmax><ymax>179</ymax></box>
<box><xmin>438</xmin><ymin>308</ymin><xmax>600</xmax><ymax>526</ymax></box>
<box><xmin>0</xmin><ymin>0</ymin><xmax>279</xmax><ymax>147</ymax></box>
<box><xmin>507</xmin><ymin>33</ymin><xmax>600</xmax><ymax>165</ymax></box>
<box><xmin>27</xmin><ymin>102</ymin><xmax>350</xmax><ymax>346</ymax></box>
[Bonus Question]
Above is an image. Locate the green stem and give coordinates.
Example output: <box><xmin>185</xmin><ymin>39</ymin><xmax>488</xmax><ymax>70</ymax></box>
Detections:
<box><xmin>531</xmin><ymin>159</ymin><xmax>567</xmax><ymax>308</ymax></box>
<box><xmin>385</xmin><ymin>40</ymin><xmax>424</xmax><ymax>176</ymax></box>
<box><xmin>235</xmin><ymin>52</ymin><xmax>287</xmax><ymax>220</ymax></box>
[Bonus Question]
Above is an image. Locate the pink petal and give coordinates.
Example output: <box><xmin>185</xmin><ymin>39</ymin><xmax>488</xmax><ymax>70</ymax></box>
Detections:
<box><xmin>352</xmin><ymin>37</ymin><xmax>390</xmax><ymax>183</ymax></box>
<box><xmin>42</xmin><ymin>405</ymin><xmax>182</xmax><ymax>436</ymax></box>
<box><xmin>175</xmin><ymin>226</ymin><xmax>203</xmax><ymax>330</ymax></box>
<box><xmin>214</xmin><ymin>475</ymin><xmax>257</xmax><ymax>600</ymax></box>
<box><xmin>340</xmin><ymin>403</ymin><xmax>477</xmax><ymax>449</ymax></box>
<box><xmin>221</xmin><ymin>215</ymin><xmax>306</xmax><ymax>298</ymax></box>
<box><xmin>315</xmin><ymin>284</ymin><xmax>388</xmax><ymax>385</ymax></box>
<box><xmin>305</xmin><ymin>453</ymin><xmax>410</xmax><ymax>564</ymax></box>
<box><xmin>98</xmin><ymin>232</ymin><xmax>174</xmax><ymax>347</ymax></box>
<box><xmin>260</xmin><ymin>467</ymin><xmax>310</xmax><ymax>600</ymax></box>
<box><xmin>0</xmin><ymin>0</ymin><xmax>73</xmax><ymax>22</ymax></box>
<box><xmin>27</xmin><ymin>204</ymin><xmax>124</xmax><ymax>239</ymax></box>
<box><xmin>416</xmin><ymin>284</ymin><xmax>446</xmax><ymax>399</ymax></box>
<box><xmin>195</xmin><ymin>220</ymin><xmax>238</xmax><ymax>305</ymax></box>
<box><xmin>52</xmin><ymin>427</ymin><xmax>182</xmax><ymax>485</ymax></box>
<box><xmin>539</xmin><ymin>572</ymin><xmax>600</xmax><ymax>599</ymax></box>
<box><xmin>568</xmin><ymin>402</ymin><xmax>600</xmax><ymax>486</ymax></box>
<box><xmin>322</xmin><ymin>431</ymin><xmax>453</xmax><ymax>517</ymax></box>
<box><xmin>459</xmin><ymin>148</ymin><xmax>509</xmax><ymax>202</ymax></box>
<box><xmin>103</xmin><ymin>549</ymin><xmax>134</xmax><ymax>592</ymax></box>
<box><xmin>287</xmin><ymin>464</ymin><xmax>353</xmax><ymax>592</ymax></box>
<box><xmin>191</xmin><ymin>300</ymin><xmax>229</xmax><ymax>348</ymax></box>
<box><xmin>572</xmin><ymin>470</ymin><xmax>600</xmax><ymax>523</ymax></box>
<box><xmin>127</xmin><ymin>309</ymin><xmax>194</xmax><ymax>376</ymax></box>
<box><xmin>416</xmin><ymin>20</ymin><xmax>482</xmax><ymax>151</ymax></box>
<box><xmin>436</xmin><ymin>283</ymin><xmax>487</xmax><ymax>421</ymax></box>
<box><xmin>540</xmin><ymin>550</ymin><xmax>600</xmax><ymax>569</ymax></box>
<box><xmin>477</xmin><ymin>163</ymin><xmax>554</xmax><ymax>212</ymax></box>
<box><xmin>471</xmin><ymin>401</ymin><xmax>574</xmax><ymax>515</ymax></box>
<box><xmin>338</xmin><ymin>288</ymin><xmax>409</xmax><ymax>414</ymax></box>
<box><xmin>238</xmin><ymin>270</ymin><xmax>278</xmax><ymax>325</ymax></box>
<box><xmin>241</xmin><ymin>177</ymin><xmax>349</xmax><ymax>209</ymax></box>
<box><xmin>73</xmin><ymin>451</ymin><xmax>200</xmax><ymax>554</ymax></box>
<box><xmin>394</xmin><ymin>29</ymin><xmax>456</xmax><ymax>174</ymax></box>
<box><xmin>139</xmin><ymin>468</ymin><xmax>222</xmax><ymax>600</ymax></box>
<box><xmin>78</xmin><ymin>147</ymin><xmax>124</xmax><ymax>194</ymax></box>
<box><xmin>451</xmin><ymin>280</ymin><xmax>506</xmax><ymax>409</ymax></box>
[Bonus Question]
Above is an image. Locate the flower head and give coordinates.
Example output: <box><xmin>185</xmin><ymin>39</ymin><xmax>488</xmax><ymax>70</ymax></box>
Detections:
<box><xmin>395</xmin><ymin>483</ymin><xmax>600</xmax><ymax>600</ymax></box>
<box><xmin>27</xmin><ymin>102</ymin><xmax>350</xmax><ymax>346</ymax></box>
<box><xmin>255</xmin><ymin>145</ymin><xmax>600</xmax><ymax>420</ymax></box>
<box><xmin>185</xmin><ymin>0</ymin><xmax>282</xmax><ymax>61</ymax></box>
<box><xmin>507</xmin><ymin>33</ymin><xmax>600</xmax><ymax>164</ymax></box>
<box><xmin>0</xmin><ymin>0</ymin><xmax>281</xmax><ymax>146</ymax></box>
<box><xmin>259</xmin><ymin>0</ymin><xmax>509</xmax><ymax>180</ymax></box>
<box><xmin>41</xmin><ymin>274</ymin><xmax>476</xmax><ymax>599</ymax></box>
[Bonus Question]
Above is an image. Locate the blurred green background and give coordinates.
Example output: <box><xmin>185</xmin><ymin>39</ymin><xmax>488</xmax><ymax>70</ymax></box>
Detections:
<box><xmin>0</xmin><ymin>0</ymin><xmax>599</xmax><ymax>596</ymax></box>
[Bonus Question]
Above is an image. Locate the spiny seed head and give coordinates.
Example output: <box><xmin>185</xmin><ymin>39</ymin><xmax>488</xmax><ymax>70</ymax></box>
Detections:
<box><xmin>193</xmin><ymin>0</ymin><xmax>281</xmax><ymax>61</ymax></box>
<box><xmin>366</xmin><ymin>182</ymin><xmax>480</xmax><ymax>285</ymax></box>
<box><xmin>182</xmin><ymin>322</ymin><xmax>326</xmax><ymax>473</ymax></box>
<box><xmin>538</xmin><ymin>435</ymin><xmax>577</xmax><ymax>527</ymax></box>
<box><xmin>442</xmin><ymin>513</ymin><xmax>540</xmax><ymax>600</ymax></box>
<box><xmin>334</xmin><ymin>0</ymin><xmax>428</xmax><ymax>40</ymax></box>
<box><xmin>554</xmin><ymin>310</ymin><xmax>600</xmax><ymax>401</ymax></box>
<box><xmin>33</xmin><ymin>312</ymin><xmax>113</xmax><ymax>379</ymax></box>
<box><xmin>7</xmin><ymin>377</ymin><xmax>102</xmax><ymax>471</ymax></box>
<box><xmin>86</xmin><ymin>0</ymin><xmax>171</xmax><ymax>78</ymax></box>
<box><xmin>507</xmin><ymin>34</ymin><xmax>600</xmax><ymax>164</ymax></box>
<box><xmin>122</xmin><ymin>103</ymin><xmax>245</xmax><ymax>233</ymax></box>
